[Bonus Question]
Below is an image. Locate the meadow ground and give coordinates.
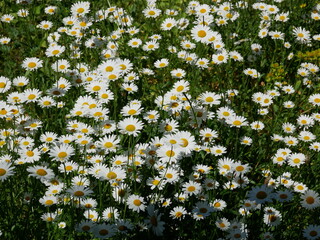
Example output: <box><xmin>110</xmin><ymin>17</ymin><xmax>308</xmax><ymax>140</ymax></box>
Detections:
<box><xmin>1</xmin><ymin>0</ymin><xmax>320</xmax><ymax>239</ymax></box>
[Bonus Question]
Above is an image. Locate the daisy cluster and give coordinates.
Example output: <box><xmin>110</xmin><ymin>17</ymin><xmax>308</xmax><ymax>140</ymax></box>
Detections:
<box><xmin>1</xmin><ymin>0</ymin><xmax>320</xmax><ymax>239</ymax></box>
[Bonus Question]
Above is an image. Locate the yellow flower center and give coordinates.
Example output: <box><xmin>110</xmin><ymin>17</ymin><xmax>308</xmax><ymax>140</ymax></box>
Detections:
<box><xmin>128</xmin><ymin>109</ymin><xmax>137</xmax><ymax>115</ymax></box>
<box><xmin>166</xmin><ymin>150</ymin><xmax>175</xmax><ymax>157</ymax></box>
<box><xmin>36</xmin><ymin>169</ymin><xmax>47</xmax><ymax>176</ymax></box>
<box><xmin>176</xmin><ymin>86</ymin><xmax>184</xmax><ymax>92</ymax></box>
<box><xmin>45</xmin><ymin>200</ymin><xmax>54</xmax><ymax>205</ymax></box>
<box><xmin>166</xmin><ymin>173</ymin><xmax>173</xmax><ymax>179</ymax></box>
<box><xmin>58</xmin><ymin>152</ymin><xmax>67</xmax><ymax>158</ymax></box>
<box><xmin>28</xmin><ymin>94</ymin><xmax>36</xmax><ymax>100</ymax></box>
<box><xmin>125</xmin><ymin>125</ymin><xmax>136</xmax><ymax>132</ymax></box>
<box><xmin>0</xmin><ymin>168</ymin><xmax>6</xmax><ymax>176</ymax></box>
<box><xmin>52</xmin><ymin>50</ymin><xmax>60</xmax><ymax>55</ymax></box>
<box><xmin>256</xmin><ymin>191</ymin><xmax>267</xmax><ymax>199</ymax></box>
<box><xmin>77</xmin><ymin>8</ymin><xmax>85</xmax><ymax>13</ymax></box>
<box><xmin>306</xmin><ymin>196</ymin><xmax>315</xmax><ymax>204</ymax></box>
<box><xmin>74</xmin><ymin>191</ymin><xmax>84</xmax><ymax>197</ymax></box>
<box><xmin>133</xmin><ymin>199</ymin><xmax>141</xmax><ymax>206</ymax></box>
<box><xmin>28</xmin><ymin>62</ymin><xmax>36</xmax><ymax>68</ymax></box>
<box><xmin>233</xmin><ymin>120</ymin><xmax>242</xmax><ymax>126</ymax></box>
<box><xmin>107</xmin><ymin>171</ymin><xmax>117</xmax><ymax>179</ymax></box>
<box><xmin>218</xmin><ymin>56</ymin><xmax>224</xmax><ymax>61</ymax></box>
<box><xmin>236</xmin><ymin>166</ymin><xmax>244</xmax><ymax>171</ymax></box>
<box><xmin>197</xmin><ymin>30</ymin><xmax>207</xmax><ymax>38</ymax></box>
<box><xmin>65</xmin><ymin>166</ymin><xmax>73</xmax><ymax>171</ymax></box>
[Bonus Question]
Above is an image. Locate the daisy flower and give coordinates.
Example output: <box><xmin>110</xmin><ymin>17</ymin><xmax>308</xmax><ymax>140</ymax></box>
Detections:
<box><xmin>157</xmin><ymin>144</ymin><xmax>182</xmax><ymax>163</ymax></box>
<box><xmin>37</xmin><ymin>20</ymin><xmax>53</xmax><ymax>30</ymax></box>
<box><xmin>216</xmin><ymin>218</ymin><xmax>230</xmax><ymax>231</ymax></box>
<box><xmin>247</xmin><ymin>185</ymin><xmax>274</xmax><ymax>204</ymax></box>
<box><xmin>127</xmin><ymin>194</ymin><xmax>146</xmax><ymax>212</ymax></box>
<box><xmin>143</xmin><ymin>7</ymin><xmax>161</xmax><ymax>18</ymax></box>
<box><xmin>39</xmin><ymin>195</ymin><xmax>58</xmax><ymax>207</ymax></box>
<box><xmin>310</xmin><ymin>142</ymin><xmax>320</xmax><ymax>152</ymax></box>
<box><xmin>282</xmin><ymin>122</ymin><xmax>296</xmax><ymax>133</ymax></box>
<box><xmin>92</xmin><ymin>224</ymin><xmax>116</xmax><ymax>239</ymax></box>
<box><xmin>22</xmin><ymin>57</ymin><xmax>43</xmax><ymax>71</ymax></box>
<box><xmin>13</xmin><ymin>76</ymin><xmax>29</xmax><ymax>87</ymax></box>
<box><xmin>160</xmin><ymin>167</ymin><xmax>180</xmax><ymax>183</ymax></box>
<box><xmin>49</xmin><ymin>144</ymin><xmax>75</xmax><ymax>162</ymax></box>
<box><xmin>67</xmin><ymin>185</ymin><xmax>93</xmax><ymax>198</ymax></box>
<box><xmin>161</xmin><ymin>18</ymin><xmax>176</xmax><ymax>30</ymax></box>
<box><xmin>275</xmin><ymin>189</ymin><xmax>293</xmax><ymax>202</ymax></box>
<box><xmin>1</xmin><ymin>14</ymin><xmax>14</xmax><ymax>23</ymax></box>
<box><xmin>118</xmin><ymin>116</ymin><xmax>144</xmax><ymax>136</ymax></box>
<box><xmin>144</xmin><ymin>205</ymin><xmax>165</xmax><ymax>236</ymax></box>
<box><xmin>41</xmin><ymin>212</ymin><xmax>57</xmax><ymax>222</ymax></box>
<box><xmin>27</xmin><ymin>165</ymin><xmax>55</xmax><ymax>180</ymax></box>
<box><xmin>0</xmin><ymin>37</ymin><xmax>11</xmax><ymax>45</ymax></box>
<box><xmin>301</xmin><ymin>190</ymin><xmax>320</xmax><ymax>209</ymax></box>
<box><xmin>297</xmin><ymin>114</ymin><xmax>314</xmax><ymax>127</ymax></box>
<box><xmin>170</xmin><ymin>206</ymin><xmax>187</xmax><ymax>220</ymax></box>
<box><xmin>99</xmin><ymin>167</ymin><xmax>126</xmax><ymax>182</ymax></box>
<box><xmin>44</xmin><ymin>6</ymin><xmax>57</xmax><ymax>15</ymax></box>
<box><xmin>191</xmin><ymin>25</ymin><xmax>213</xmax><ymax>44</ymax></box>
<box><xmin>309</xmin><ymin>93</ymin><xmax>320</xmax><ymax>106</ymax></box>
<box><xmin>102</xmin><ymin>207</ymin><xmax>120</xmax><ymax>221</ymax></box>
<box><xmin>142</xmin><ymin>40</ymin><xmax>159</xmax><ymax>51</ymax></box>
<box><xmin>0</xmin><ymin>162</ymin><xmax>15</xmax><ymax>181</ymax></box>
<box><xmin>294</xmin><ymin>182</ymin><xmax>308</xmax><ymax>193</ymax></box>
<box><xmin>71</xmin><ymin>1</ymin><xmax>90</xmax><ymax>16</ymax></box>
<box><xmin>226</xmin><ymin>115</ymin><xmax>248</xmax><ymax>128</ymax></box>
<box><xmin>172</xmin><ymin>80</ymin><xmax>189</xmax><ymax>93</ymax></box>
<box><xmin>182</xmin><ymin>180</ymin><xmax>202</xmax><ymax>196</ymax></box>
<box><xmin>128</xmin><ymin>38</ymin><xmax>142</xmax><ymax>48</ymax></box>
<box><xmin>303</xmin><ymin>225</ymin><xmax>320</xmax><ymax>240</ymax></box>
<box><xmin>17</xmin><ymin>9</ymin><xmax>29</xmax><ymax>17</ymax></box>
<box><xmin>0</xmin><ymin>76</ymin><xmax>11</xmax><ymax>93</ymax></box>
<box><xmin>192</xmin><ymin>201</ymin><xmax>213</xmax><ymax>219</ymax></box>
<box><xmin>250</xmin><ymin>121</ymin><xmax>265</xmax><ymax>130</ymax></box>
<box><xmin>299</xmin><ymin>131</ymin><xmax>316</xmax><ymax>142</ymax></box>
<box><xmin>293</xmin><ymin>26</ymin><xmax>311</xmax><ymax>43</ymax></box>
